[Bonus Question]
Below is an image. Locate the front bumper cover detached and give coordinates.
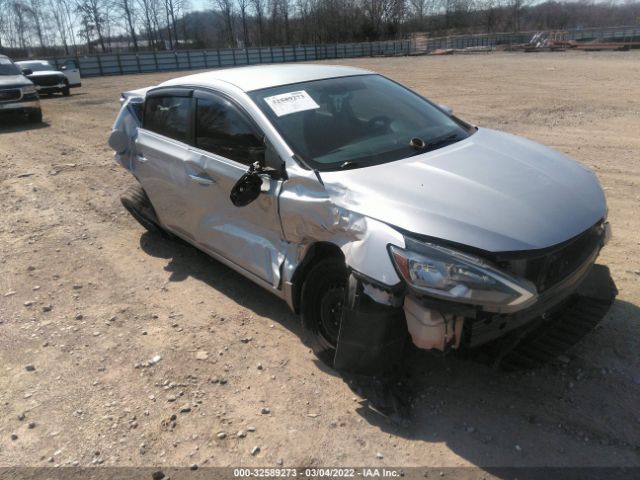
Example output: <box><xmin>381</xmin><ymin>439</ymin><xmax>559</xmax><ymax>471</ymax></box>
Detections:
<box><xmin>334</xmin><ymin>274</ymin><xmax>407</xmax><ymax>375</ymax></box>
<box><xmin>333</xmin><ymin>264</ymin><xmax>616</xmax><ymax>375</ymax></box>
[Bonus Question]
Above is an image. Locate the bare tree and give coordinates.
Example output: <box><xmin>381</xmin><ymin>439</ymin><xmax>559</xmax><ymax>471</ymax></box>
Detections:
<box><xmin>49</xmin><ymin>0</ymin><xmax>71</xmax><ymax>54</ymax></box>
<box><xmin>137</xmin><ymin>0</ymin><xmax>159</xmax><ymax>48</ymax></box>
<box><xmin>508</xmin><ymin>0</ymin><xmax>529</xmax><ymax>32</ymax></box>
<box><xmin>116</xmin><ymin>0</ymin><xmax>139</xmax><ymax>50</ymax></box>
<box><xmin>27</xmin><ymin>0</ymin><xmax>46</xmax><ymax>50</ymax></box>
<box><xmin>251</xmin><ymin>0</ymin><xmax>265</xmax><ymax>46</ymax></box>
<box><xmin>11</xmin><ymin>1</ymin><xmax>30</xmax><ymax>50</ymax></box>
<box><xmin>237</xmin><ymin>0</ymin><xmax>250</xmax><ymax>46</ymax></box>
<box><xmin>161</xmin><ymin>0</ymin><xmax>185</xmax><ymax>48</ymax></box>
<box><xmin>76</xmin><ymin>0</ymin><xmax>108</xmax><ymax>52</ymax></box>
<box><xmin>480</xmin><ymin>0</ymin><xmax>501</xmax><ymax>33</ymax></box>
<box><xmin>58</xmin><ymin>0</ymin><xmax>79</xmax><ymax>54</ymax></box>
<box><xmin>0</xmin><ymin>0</ymin><xmax>8</xmax><ymax>49</ymax></box>
<box><xmin>213</xmin><ymin>0</ymin><xmax>235</xmax><ymax>46</ymax></box>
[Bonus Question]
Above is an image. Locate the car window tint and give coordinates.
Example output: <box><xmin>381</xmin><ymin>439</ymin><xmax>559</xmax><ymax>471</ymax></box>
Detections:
<box><xmin>195</xmin><ymin>96</ymin><xmax>263</xmax><ymax>165</ymax></box>
<box><xmin>143</xmin><ymin>96</ymin><xmax>191</xmax><ymax>143</ymax></box>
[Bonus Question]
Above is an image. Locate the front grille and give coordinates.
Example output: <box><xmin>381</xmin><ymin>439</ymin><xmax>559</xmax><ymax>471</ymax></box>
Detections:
<box><xmin>500</xmin><ymin>223</ymin><xmax>604</xmax><ymax>292</ymax></box>
<box><xmin>33</xmin><ymin>75</ymin><xmax>64</xmax><ymax>87</ymax></box>
<box><xmin>0</xmin><ymin>89</ymin><xmax>21</xmax><ymax>102</ymax></box>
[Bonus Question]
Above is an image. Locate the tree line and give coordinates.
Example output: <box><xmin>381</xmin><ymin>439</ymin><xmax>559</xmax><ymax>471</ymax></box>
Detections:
<box><xmin>0</xmin><ymin>0</ymin><xmax>639</xmax><ymax>57</ymax></box>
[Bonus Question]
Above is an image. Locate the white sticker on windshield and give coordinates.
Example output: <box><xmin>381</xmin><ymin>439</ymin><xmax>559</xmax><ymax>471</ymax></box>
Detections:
<box><xmin>264</xmin><ymin>90</ymin><xmax>320</xmax><ymax>117</ymax></box>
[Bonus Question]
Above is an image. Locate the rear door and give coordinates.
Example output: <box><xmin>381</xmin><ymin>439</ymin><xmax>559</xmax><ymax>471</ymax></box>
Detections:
<box><xmin>185</xmin><ymin>89</ymin><xmax>285</xmax><ymax>286</ymax></box>
<box><xmin>134</xmin><ymin>88</ymin><xmax>199</xmax><ymax>239</ymax></box>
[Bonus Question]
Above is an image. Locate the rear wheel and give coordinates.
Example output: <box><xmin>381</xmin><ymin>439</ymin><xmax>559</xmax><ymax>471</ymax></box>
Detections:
<box><xmin>300</xmin><ymin>257</ymin><xmax>348</xmax><ymax>365</ymax></box>
<box><xmin>120</xmin><ymin>184</ymin><xmax>161</xmax><ymax>234</ymax></box>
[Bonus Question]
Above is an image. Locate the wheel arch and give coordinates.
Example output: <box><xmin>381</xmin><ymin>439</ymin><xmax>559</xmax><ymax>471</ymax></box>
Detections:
<box><xmin>289</xmin><ymin>241</ymin><xmax>345</xmax><ymax>314</ymax></box>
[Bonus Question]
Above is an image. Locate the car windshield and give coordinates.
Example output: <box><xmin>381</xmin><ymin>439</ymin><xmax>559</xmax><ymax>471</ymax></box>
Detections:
<box><xmin>19</xmin><ymin>62</ymin><xmax>55</xmax><ymax>72</ymax></box>
<box><xmin>249</xmin><ymin>74</ymin><xmax>473</xmax><ymax>171</ymax></box>
<box><xmin>0</xmin><ymin>58</ymin><xmax>21</xmax><ymax>75</ymax></box>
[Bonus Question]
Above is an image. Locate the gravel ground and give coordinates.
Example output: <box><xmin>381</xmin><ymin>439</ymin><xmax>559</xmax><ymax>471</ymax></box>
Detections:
<box><xmin>1</xmin><ymin>51</ymin><xmax>639</xmax><ymax>472</ymax></box>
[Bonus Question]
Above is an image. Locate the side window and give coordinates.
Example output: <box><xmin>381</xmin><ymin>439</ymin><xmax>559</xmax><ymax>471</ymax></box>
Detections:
<box><xmin>195</xmin><ymin>95</ymin><xmax>263</xmax><ymax>164</ymax></box>
<box><xmin>143</xmin><ymin>96</ymin><xmax>191</xmax><ymax>144</ymax></box>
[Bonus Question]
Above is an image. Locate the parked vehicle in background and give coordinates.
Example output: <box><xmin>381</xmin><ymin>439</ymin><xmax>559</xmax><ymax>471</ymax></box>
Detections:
<box><xmin>59</xmin><ymin>59</ymin><xmax>81</xmax><ymax>88</ymax></box>
<box><xmin>0</xmin><ymin>55</ymin><xmax>42</xmax><ymax>123</ymax></box>
<box><xmin>109</xmin><ymin>64</ymin><xmax>615</xmax><ymax>373</ymax></box>
<box><xmin>15</xmin><ymin>60</ymin><xmax>77</xmax><ymax>96</ymax></box>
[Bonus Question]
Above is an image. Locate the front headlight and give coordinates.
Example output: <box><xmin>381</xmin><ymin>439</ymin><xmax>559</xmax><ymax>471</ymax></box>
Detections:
<box><xmin>21</xmin><ymin>85</ymin><xmax>37</xmax><ymax>95</ymax></box>
<box><xmin>389</xmin><ymin>239</ymin><xmax>537</xmax><ymax>312</ymax></box>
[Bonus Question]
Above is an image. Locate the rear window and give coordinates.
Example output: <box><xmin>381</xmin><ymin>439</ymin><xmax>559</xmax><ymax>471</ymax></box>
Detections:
<box><xmin>143</xmin><ymin>96</ymin><xmax>191</xmax><ymax>143</ymax></box>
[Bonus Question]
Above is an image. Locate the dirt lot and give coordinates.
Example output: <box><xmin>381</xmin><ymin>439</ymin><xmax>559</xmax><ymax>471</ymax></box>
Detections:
<box><xmin>1</xmin><ymin>51</ymin><xmax>639</xmax><ymax>473</ymax></box>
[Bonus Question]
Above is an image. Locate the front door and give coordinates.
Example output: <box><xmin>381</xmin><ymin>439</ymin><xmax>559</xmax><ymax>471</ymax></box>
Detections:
<box><xmin>186</xmin><ymin>90</ymin><xmax>285</xmax><ymax>287</ymax></box>
<box><xmin>62</xmin><ymin>59</ymin><xmax>81</xmax><ymax>87</ymax></box>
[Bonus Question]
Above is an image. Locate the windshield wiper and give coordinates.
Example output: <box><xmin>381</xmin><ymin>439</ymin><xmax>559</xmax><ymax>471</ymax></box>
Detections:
<box><xmin>425</xmin><ymin>133</ymin><xmax>461</xmax><ymax>150</ymax></box>
<box><xmin>339</xmin><ymin>160</ymin><xmax>360</xmax><ymax>169</ymax></box>
<box><xmin>409</xmin><ymin>133</ymin><xmax>461</xmax><ymax>153</ymax></box>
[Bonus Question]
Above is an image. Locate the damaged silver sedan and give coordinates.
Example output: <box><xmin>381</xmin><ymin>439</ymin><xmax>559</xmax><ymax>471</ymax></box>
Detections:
<box><xmin>109</xmin><ymin>64</ymin><xmax>615</xmax><ymax>373</ymax></box>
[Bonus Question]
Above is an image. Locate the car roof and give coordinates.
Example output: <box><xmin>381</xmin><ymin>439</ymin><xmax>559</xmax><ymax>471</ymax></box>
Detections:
<box><xmin>159</xmin><ymin>64</ymin><xmax>373</xmax><ymax>92</ymax></box>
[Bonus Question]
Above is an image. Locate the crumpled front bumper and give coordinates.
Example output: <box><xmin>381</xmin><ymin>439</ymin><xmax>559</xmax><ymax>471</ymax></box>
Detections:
<box><xmin>333</xmin><ymin>263</ymin><xmax>617</xmax><ymax>374</ymax></box>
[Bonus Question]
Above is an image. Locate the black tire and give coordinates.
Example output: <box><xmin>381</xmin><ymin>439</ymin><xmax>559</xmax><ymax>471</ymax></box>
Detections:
<box><xmin>28</xmin><ymin>109</ymin><xmax>42</xmax><ymax>123</ymax></box>
<box><xmin>300</xmin><ymin>257</ymin><xmax>349</xmax><ymax>365</ymax></box>
<box><xmin>120</xmin><ymin>184</ymin><xmax>161</xmax><ymax>234</ymax></box>
<box><xmin>62</xmin><ymin>83</ymin><xmax>70</xmax><ymax>97</ymax></box>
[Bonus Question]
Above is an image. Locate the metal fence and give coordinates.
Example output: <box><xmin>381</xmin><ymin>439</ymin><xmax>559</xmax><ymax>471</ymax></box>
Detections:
<box><xmin>45</xmin><ymin>40</ymin><xmax>412</xmax><ymax>78</ymax></box>
<box><xmin>423</xmin><ymin>25</ymin><xmax>640</xmax><ymax>50</ymax></box>
<box><xmin>42</xmin><ymin>25</ymin><xmax>640</xmax><ymax>78</ymax></box>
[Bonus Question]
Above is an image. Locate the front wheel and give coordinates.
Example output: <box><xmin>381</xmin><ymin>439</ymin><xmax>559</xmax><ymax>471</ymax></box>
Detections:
<box><xmin>300</xmin><ymin>258</ymin><xmax>348</xmax><ymax>365</ymax></box>
<box><xmin>62</xmin><ymin>83</ymin><xmax>70</xmax><ymax>97</ymax></box>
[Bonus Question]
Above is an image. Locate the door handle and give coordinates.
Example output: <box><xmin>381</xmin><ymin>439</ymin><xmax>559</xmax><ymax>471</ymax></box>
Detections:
<box><xmin>136</xmin><ymin>154</ymin><xmax>148</xmax><ymax>163</ymax></box>
<box><xmin>188</xmin><ymin>173</ymin><xmax>215</xmax><ymax>185</ymax></box>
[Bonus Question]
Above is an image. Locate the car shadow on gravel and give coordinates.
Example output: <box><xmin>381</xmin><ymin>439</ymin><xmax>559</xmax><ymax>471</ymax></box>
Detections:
<box><xmin>0</xmin><ymin>117</ymin><xmax>49</xmax><ymax>133</ymax></box>
<box><xmin>138</xmin><ymin>230</ymin><xmax>305</xmax><ymax>338</ymax></box>
<box><xmin>348</xmin><ymin>299</ymin><xmax>640</xmax><ymax>473</ymax></box>
<box><xmin>39</xmin><ymin>91</ymin><xmax>88</xmax><ymax>100</ymax></box>
<box><xmin>137</xmin><ymin>231</ymin><xmax>640</xmax><ymax>471</ymax></box>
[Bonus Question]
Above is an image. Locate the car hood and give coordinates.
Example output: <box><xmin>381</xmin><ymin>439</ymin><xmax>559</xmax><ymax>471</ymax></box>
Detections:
<box><xmin>0</xmin><ymin>75</ymin><xmax>32</xmax><ymax>87</ymax></box>
<box><xmin>319</xmin><ymin>128</ymin><xmax>606</xmax><ymax>253</ymax></box>
<box><xmin>28</xmin><ymin>70</ymin><xmax>65</xmax><ymax>77</ymax></box>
